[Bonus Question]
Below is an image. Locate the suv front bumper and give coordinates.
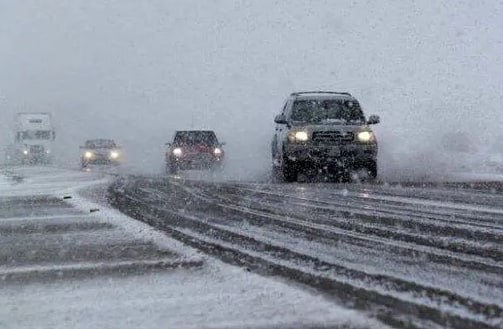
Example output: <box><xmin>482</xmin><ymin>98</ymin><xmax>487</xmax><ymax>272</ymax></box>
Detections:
<box><xmin>168</xmin><ymin>154</ymin><xmax>224</xmax><ymax>170</ymax></box>
<box><xmin>81</xmin><ymin>156</ymin><xmax>121</xmax><ymax>166</ymax></box>
<box><xmin>284</xmin><ymin>143</ymin><xmax>377</xmax><ymax>168</ymax></box>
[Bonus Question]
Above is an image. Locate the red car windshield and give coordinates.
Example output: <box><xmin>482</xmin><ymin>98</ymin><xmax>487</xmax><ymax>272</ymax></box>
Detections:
<box><xmin>174</xmin><ymin>131</ymin><xmax>218</xmax><ymax>146</ymax></box>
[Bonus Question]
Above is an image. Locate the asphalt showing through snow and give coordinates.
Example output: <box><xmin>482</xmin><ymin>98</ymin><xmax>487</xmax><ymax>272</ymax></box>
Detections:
<box><xmin>0</xmin><ymin>167</ymin><xmax>387</xmax><ymax>329</ymax></box>
<box><xmin>0</xmin><ymin>190</ymin><xmax>199</xmax><ymax>285</ymax></box>
<box><xmin>109</xmin><ymin>175</ymin><xmax>503</xmax><ymax>329</ymax></box>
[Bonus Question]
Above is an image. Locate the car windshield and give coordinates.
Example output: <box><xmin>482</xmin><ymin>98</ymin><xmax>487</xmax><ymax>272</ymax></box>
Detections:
<box><xmin>174</xmin><ymin>131</ymin><xmax>218</xmax><ymax>145</ymax></box>
<box><xmin>85</xmin><ymin>140</ymin><xmax>116</xmax><ymax>149</ymax></box>
<box><xmin>291</xmin><ymin>99</ymin><xmax>365</xmax><ymax>124</ymax></box>
<box><xmin>19</xmin><ymin>131</ymin><xmax>52</xmax><ymax>140</ymax></box>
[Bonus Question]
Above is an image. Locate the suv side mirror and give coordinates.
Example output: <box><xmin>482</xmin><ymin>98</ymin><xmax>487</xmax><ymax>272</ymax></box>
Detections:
<box><xmin>274</xmin><ymin>114</ymin><xmax>288</xmax><ymax>124</ymax></box>
<box><xmin>165</xmin><ymin>142</ymin><xmax>172</xmax><ymax>146</ymax></box>
<box><xmin>367</xmin><ymin>115</ymin><xmax>380</xmax><ymax>125</ymax></box>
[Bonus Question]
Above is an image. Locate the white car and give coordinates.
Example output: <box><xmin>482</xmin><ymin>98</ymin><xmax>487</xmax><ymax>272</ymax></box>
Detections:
<box><xmin>80</xmin><ymin>139</ymin><xmax>122</xmax><ymax>169</ymax></box>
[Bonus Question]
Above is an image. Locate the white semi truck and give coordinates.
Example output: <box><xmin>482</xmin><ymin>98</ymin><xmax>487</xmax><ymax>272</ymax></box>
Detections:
<box><xmin>6</xmin><ymin>113</ymin><xmax>55</xmax><ymax>165</ymax></box>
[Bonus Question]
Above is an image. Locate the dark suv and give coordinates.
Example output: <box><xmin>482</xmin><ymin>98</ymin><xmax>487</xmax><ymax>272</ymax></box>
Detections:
<box><xmin>271</xmin><ymin>91</ymin><xmax>380</xmax><ymax>182</ymax></box>
<box><xmin>166</xmin><ymin>130</ymin><xmax>225</xmax><ymax>174</ymax></box>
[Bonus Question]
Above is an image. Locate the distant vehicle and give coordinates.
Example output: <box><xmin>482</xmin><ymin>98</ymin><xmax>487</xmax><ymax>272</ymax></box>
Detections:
<box><xmin>487</xmin><ymin>139</ymin><xmax>503</xmax><ymax>172</ymax></box>
<box><xmin>166</xmin><ymin>130</ymin><xmax>225</xmax><ymax>174</ymax></box>
<box><xmin>80</xmin><ymin>139</ymin><xmax>122</xmax><ymax>169</ymax></box>
<box><xmin>7</xmin><ymin>113</ymin><xmax>56</xmax><ymax>165</ymax></box>
<box><xmin>271</xmin><ymin>91</ymin><xmax>380</xmax><ymax>182</ymax></box>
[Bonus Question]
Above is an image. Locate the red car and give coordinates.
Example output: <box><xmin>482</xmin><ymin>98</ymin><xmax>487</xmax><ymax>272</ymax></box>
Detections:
<box><xmin>166</xmin><ymin>130</ymin><xmax>225</xmax><ymax>174</ymax></box>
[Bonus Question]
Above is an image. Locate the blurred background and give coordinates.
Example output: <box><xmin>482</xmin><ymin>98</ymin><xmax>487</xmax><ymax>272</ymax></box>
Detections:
<box><xmin>1</xmin><ymin>0</ymin><xmax>502</xmax><ymax>181</ymax></box>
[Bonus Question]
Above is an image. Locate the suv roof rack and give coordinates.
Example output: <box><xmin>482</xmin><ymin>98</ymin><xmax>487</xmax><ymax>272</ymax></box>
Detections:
<box><xmin>290</xmin><ymin>91</ymin><xmax>352</xmax><ymax>97</ymax></box>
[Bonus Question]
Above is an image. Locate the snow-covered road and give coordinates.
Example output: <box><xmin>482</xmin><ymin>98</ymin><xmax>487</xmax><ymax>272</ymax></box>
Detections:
<box><xmin>0</xmin><ymin>167</ymin><xmax>385</xmax><ymax>329</ymax></box>
<box><xmin>109</xmin><ymin>175</ymin><xmax>503</xmax><ymax>329</ymax></box>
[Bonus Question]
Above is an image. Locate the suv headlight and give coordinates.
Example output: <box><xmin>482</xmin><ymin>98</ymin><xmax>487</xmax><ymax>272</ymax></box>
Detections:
<box><xmin>110</xmin><ymin>151</ymin><xmax>120</xmax><ymax>159</ymax></box>
<box><xmin>288</xmin><ymin>131</ymin><xmax>309</xmax><ymax>143</ymax></box>
<box><xmin>357</xmin><ymin>131</ymin><xmax>374</xmax><ymax>143</ymax></box>
<box><xmin>173</xmin><ymin>148</ymin><xmax>183</xmax><ymax>157</ymax></box>
<box><xmin>84</xmin><ymin>151</ymin><xmax>94</xmax><ymax>159</ymax></box>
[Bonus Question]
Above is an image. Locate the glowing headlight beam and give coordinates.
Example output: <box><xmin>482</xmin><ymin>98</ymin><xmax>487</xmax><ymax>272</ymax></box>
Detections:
<box><xmin>289</xmin><ymin>131</ymin><xmax>309</xmax><ymax>142</ymax></box>
<box><xmin>214</xmin><ymin>148</ymin><xmax>222</xmax><ymax>156</ymax></box>
<box><xmin>110</xmin><ymin>151</ymin><xmax>120</xmax><ymax>159</ymax></box>
<box><xmin>173</xmin><ymin>148</ymin><xmax>183</xmax><ymax>157</ymax></box>
<box><xmin>23</xmin><ymin>150</ymin><xmax>29</xmax><ymax>155</ymax></box>
<box><xmin>294</xmin><ymin>131</ymin><xmax>309</xmax><ymax>141</ymax></box>
<box><xmin>84</xmin><ymin>151</ymin><xmax>94</xmax><ymax>159</ymax></box>
<box><xmin>357</xmin><ymin>131</ymin><xmax>372</xmax><ymax>142</ymax></box>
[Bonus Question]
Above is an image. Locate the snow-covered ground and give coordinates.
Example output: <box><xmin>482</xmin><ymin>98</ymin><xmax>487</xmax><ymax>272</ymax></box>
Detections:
<box><xmin>0</xmin><ymin>167</ymin><xmax>386</xmax><ymax>329</ymax></box>
<box><xmin>1</xmin><ymin>263</ymin><xmax>383</xmax><ymax>329</ymax></box>
<box><xmin>0</xmin><ymin>175</ymin><xmax>10</xmax><ymax>188</ymax></box>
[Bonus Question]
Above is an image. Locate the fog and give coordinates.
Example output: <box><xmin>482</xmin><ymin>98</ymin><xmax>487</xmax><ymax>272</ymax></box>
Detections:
<box><xmin>1</xmin><ymin>1</ymin><xmax>502</xmax><ymax>180</ymax></box>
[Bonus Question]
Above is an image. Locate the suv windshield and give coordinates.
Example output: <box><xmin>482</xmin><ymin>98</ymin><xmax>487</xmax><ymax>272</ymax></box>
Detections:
<box><xmin>291</xmin><ymin>99</ymin><xmax>365</xmax><ymax>124</ymax></box>
<box><xmin>85</xmin><ymin>139</ymin><xmax>116</xmax><ymax>149</ymax></box>
<box><xmin>174</xmin><ymin>131</ymin><xmax>218</xmax><ymax>146</ymax></box>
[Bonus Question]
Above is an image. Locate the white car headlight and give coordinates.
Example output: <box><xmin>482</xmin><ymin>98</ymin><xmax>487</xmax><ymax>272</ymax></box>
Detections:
<box><xmin>84</xmin><ymin>151</ymin><xmax>94</xmax><ymax>159</ymax></box>
<box><xmin>23</xmin><ymin>150</ymin><xmax>29</xmax><ymax>155</ymax></box>
<box><xmin>173</xmin><ymin>148</ymin><xmax>183</xmax><ymax>157</ymax></box>
<box><xmin>357</xmin><ymin>131</ymin><xmax>373</xmax><ymax>143</ymax></box>
<box><xmin>289</xmin><ymin>131</ymin><xmax>309</xmax><ymax>142</ymax></box>
<box><xmin>110</xmin><ymin>151</ymin><xmax>120</xmax><ymax>159</ymax></box>
<box><xmin>214</xmin><ymin>148</ymin><xmax>223</xmax><ymax>156</ymax></box>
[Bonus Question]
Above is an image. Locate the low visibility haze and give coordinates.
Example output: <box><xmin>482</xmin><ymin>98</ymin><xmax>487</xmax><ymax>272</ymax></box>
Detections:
<box><xmin>1</xmin><ymin>0</ymin><xmax>502</xmax><ymax>180</ymax></box>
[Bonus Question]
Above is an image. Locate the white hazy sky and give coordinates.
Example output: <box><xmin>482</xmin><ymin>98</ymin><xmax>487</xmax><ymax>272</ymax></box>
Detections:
<box><xmin>1</xmin><ymin>0</ymin><xmax>502</xmax><ymax>179</ymax></box>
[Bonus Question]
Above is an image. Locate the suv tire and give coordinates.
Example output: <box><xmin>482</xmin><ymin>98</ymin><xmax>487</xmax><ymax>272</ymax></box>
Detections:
<box><xmin>367</xmin><ymin>160</ymin><xmax>377</xmax><ymax>179</ymax></box>
<box><xmin>281</xmin><ymin>159</ymin><xmax>297</xmax><ymax>182</ymax></box>
<box><xmin>168</xmin><ymin>162</ymin><xmax>178</xmax><ymax>175</ymax></box>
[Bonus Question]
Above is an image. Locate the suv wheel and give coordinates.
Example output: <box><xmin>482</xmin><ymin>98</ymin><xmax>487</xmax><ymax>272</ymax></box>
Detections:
<box><xmin>167</xmin><ymin>162</ymin><xmax>178</xmax><ymax>175</ymax></box>
<box><xmin>281</xmin><ymin>159</ymin><xmax>297</xmax><ymax>182</ymax></box>
<box><xmin>271</xmin><ymin>164</ymin><xmax>283</xmax><ymax>183</ymax></box>
<box><xmin>366</xmin><ymin>161</ymin><xmax>377</xmax><ymax>180</ymax></box>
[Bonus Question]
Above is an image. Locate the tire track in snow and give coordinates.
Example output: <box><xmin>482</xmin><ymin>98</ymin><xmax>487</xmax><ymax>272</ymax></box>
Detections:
<box><xmin>108</xmin><ymin>177</ymin><xmax>503</xmax><ymax>329</ymax></box>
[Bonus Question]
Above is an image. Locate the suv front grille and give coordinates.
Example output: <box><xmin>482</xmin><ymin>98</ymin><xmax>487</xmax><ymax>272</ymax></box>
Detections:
<box><xmin>312</xmin><ymin>131</ymin><xmax>354</xmax><ymax>144</ymax></box>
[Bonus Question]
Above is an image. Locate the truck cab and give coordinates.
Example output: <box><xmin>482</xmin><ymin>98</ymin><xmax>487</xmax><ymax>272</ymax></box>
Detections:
<box><xmin>12</xmin><ymin>113</ymin><xmax>55</xmax><ymax>165</ymax></box>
